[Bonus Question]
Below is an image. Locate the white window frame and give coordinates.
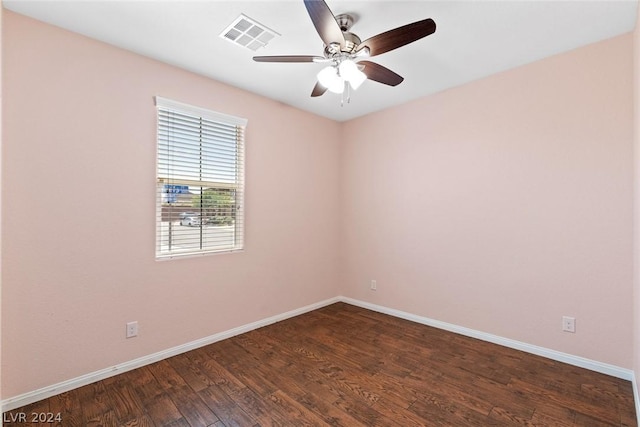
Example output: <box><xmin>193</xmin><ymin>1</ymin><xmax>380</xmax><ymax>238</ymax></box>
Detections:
<box><xmin>155</xmin><ymin>96</ymin><xmax>247</xmax><ymax>260</ymax></box>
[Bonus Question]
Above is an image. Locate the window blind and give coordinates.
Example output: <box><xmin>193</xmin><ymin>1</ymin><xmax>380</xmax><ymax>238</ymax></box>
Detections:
<box><xmin>155</xmin><ymin>97</ymin><xmax>246</xmax><ymax>259</ymax></box>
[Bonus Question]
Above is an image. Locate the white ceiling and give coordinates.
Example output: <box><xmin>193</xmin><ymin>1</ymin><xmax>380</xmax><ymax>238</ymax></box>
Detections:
<box><xmin>4</xmin><ymin>0</ymin><xmax>638</xmax><ymax>122</ymax></box>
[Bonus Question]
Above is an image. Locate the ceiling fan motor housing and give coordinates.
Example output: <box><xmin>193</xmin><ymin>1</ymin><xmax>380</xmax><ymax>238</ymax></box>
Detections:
<box><xmin>341</xmin><ymin>31</ymin><xmax>361</xmax><ymax>53</ymax></box>
<box><xmin>324</xmin><ymin>14</ymin><xmax>361</xmax><ymax>56</ymax></box>
<box><xmin>324</xmin><ymin>32</ymin><xmax>361</xmax><ymax>56</ymax></box>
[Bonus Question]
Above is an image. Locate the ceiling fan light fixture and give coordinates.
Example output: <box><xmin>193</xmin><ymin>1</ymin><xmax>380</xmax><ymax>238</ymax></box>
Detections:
<box><xmin>348</xmin><ymin>71</ymin><xmax>366</xmax><ymax>90</ymax></box>
<box><xmin>338</xmin><ymin>59</ymin><xmax>357</xmax><ymax>79</ymax></box>
<box><xmin>317</xmin><ymin>66</ymin><xmax>345</xmax><ymax>94</ymax></box>
<box><xmin>339</xmin><ymin>59</ymin><xmax>367</xmax><ymax>90</ymax></box>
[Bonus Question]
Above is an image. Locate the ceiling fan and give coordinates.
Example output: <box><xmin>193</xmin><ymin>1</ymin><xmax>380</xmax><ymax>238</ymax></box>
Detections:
<box><xmin>253</xmin><ymin>0</ymin><xmax>436</xmax><ymax>99</ymax></box>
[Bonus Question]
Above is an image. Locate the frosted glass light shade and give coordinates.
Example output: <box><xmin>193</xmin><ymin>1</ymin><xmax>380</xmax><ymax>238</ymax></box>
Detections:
<box><xmin>339</xmin><ymin>59</ymin><xmax>366</xmax><ymax>90</ymax></box>
<box><xmin>317</xmin><ymin>66</ymin><xmax>345</xmax><ymax>94</ymax></box>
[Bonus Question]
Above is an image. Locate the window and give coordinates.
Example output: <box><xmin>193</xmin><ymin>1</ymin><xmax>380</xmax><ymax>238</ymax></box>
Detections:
<box><xmin>155</xmin><ymin>97</ymin><xmax>246</xmax><ymax>259</ymax></box>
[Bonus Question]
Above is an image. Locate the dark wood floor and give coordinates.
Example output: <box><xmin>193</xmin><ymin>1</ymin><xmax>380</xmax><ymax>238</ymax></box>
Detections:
<box><xmin>4</xmin><ymin>302</ymin><xmax>637</xmax><ymax>426</ymax></box>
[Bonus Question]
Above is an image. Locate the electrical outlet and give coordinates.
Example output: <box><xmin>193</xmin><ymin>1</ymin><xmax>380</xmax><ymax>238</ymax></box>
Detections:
<box><xmin>562</xmin><ymin>316</ymin><xmax>575</xmax><ymax>333</ymax></box>
<box><xmin>126</xmin><ymin>321</ymin><xmax>138</xmax><ymax>338</ymax></box>
<box><xmin>370</xmin><ymin>280</ymin><xmax>377</xmax><ymax>291</ymax></box>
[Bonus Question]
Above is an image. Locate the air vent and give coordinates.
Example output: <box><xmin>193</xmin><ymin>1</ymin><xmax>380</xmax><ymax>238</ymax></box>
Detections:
<box><xmin>220</xmin><ymin>14</ymin><xmax>279</xmax><ymax>51</ymax></box>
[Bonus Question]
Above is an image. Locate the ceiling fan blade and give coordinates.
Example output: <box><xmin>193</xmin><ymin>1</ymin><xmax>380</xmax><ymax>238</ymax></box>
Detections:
<box><xmin>253</xmin><ymin>55</ymin><xmax>324</xmax><ymax>63</ymax></box>
<box><xmin>304</xmin><ymin>0</ymin><xmax>345</xmax><ymax>48</ymax></box>
<box><xmin>357</xmin><ymin>18</ymin><xmax>436</xmax><ymax>57</ymax></box>
<box><xmin>311</xmin><ymin>81</ymin><xmax>328</xmax><ymax>97</ymax></box>
<box><xmin>359</xmin><ymin>61</ymin><xmax>404</xmax><ymax>86</ymax></box>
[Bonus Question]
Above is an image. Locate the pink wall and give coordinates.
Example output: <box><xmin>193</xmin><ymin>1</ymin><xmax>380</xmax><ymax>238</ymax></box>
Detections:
<box><xmin>0</xmin><ymin>0</ymin><xmax>4</xmax><ymax>406</ymax></box>
<box><xmin>634</xmin><ymin>2</ymin><xmax>640</xmax><ymax>404</ymax></box>
<box><xmin>1</xmin><ymin>11</ymin><xmax>342</xmax><ymax>398</ymax></box>
<box><xmin>1</xmin><ymin>8</ymin><xmax>637</xmax><ymax>401</ymax></box>
<box><xmin>341</xmin><ymin>34</ymin><xmax>634</xmax><ymax>368</ymax></box>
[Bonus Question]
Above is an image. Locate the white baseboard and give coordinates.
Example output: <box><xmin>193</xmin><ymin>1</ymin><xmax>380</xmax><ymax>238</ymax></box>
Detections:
<box><xmin>633</xmin><ymin>373</ymin><xmax>640</xmax><ymax>426</ymax></box>
<box><xmin>2</xmin><ymin>295</ymin><xmax>636</xmax><ymax>417</ymax></box>
<box><xmin>0</xmin><ymin>296</ymin><xmax>341</xmax><ymax>412</ymax></box>
<box><xmin>340</xmin><ymin>296</ymin><xmax>634</xmax><ymax>381</ymax></box>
